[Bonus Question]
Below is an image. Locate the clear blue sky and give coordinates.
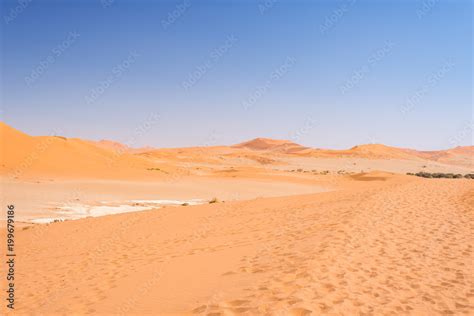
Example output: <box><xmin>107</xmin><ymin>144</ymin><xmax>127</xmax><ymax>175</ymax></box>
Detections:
<box><xmin>1</xmin><ymin>0</ymin><xmax>472</xmax><ymax>150</ymax></box>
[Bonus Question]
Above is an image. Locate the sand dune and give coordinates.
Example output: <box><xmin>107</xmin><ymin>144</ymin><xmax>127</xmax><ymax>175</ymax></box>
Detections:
<box><xmin>300</xmin><ymin>144</ymin><xmax>473</xmax><ymax>166</ymax></box>
<box><xmin>1</xmin><ymin>122</ymin><xmax>473</xmax><ymax>315</ymax></box>
<box><xmin>2</xmin><ymin>122</ymin><xmax>472</xmax><ymax>181</ymax></box>
<box><xmin>0</xmin><ymin>122</ymin><xmax>158</xmax><ymax>179</ymax></box>
<box><xmin>5</xmin><ymin>174</ymin><xmax>473</xmax><ymax>315</ymax></box>
<box><xmin>233</xmin><ymin>138</ymin><xmax>308</xmax><ymax>154</ymax></box>
<box><xmin>232</xmin><ymin>136</ymin><xmax>473</xmax><ymax>166</ymax></box>
<box><xmin>91</xmin><ymin>139</ymin><xmax>155</xmax><ymax>154</ymax></box>
<box><xmin>417</xmin><ymin>147</ymin><xmax>474</xmax><ymax>167</ymax></box>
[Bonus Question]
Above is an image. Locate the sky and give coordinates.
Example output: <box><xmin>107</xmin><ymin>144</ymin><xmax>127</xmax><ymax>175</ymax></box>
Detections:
<box><xmin>1</xmin><ymin>0</ymin><xmax>472</xmax><ymax>150</ymax></box>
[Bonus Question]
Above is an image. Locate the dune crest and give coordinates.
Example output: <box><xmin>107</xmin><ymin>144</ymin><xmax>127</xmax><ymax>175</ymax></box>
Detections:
<box><xmin>233</xmin><ymin>137</ymin><xmax>308</xmax><ymax>153</ymax></box>
<box><xmin>0</xmin><ymin>122</ymin><xmax>157</xmax><ymax>179</ymax></box>
<box><xmin>1</xmin><ymin>122</ymin><xmax>472</xmax><ymax>179</ymax></box>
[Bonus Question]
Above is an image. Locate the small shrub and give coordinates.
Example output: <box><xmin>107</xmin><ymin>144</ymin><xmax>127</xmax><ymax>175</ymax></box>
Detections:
<box><xmin>182</xmin><ymin>203</ymin><xmax>189</xmax><ymax>206</ymax></box>
<box><xmin>209</xmin><ymin>197</ymin><xmax>219</xmax><ymax>204</ymax></box>
<box><xmin>414</xmin><ymin>172</ymin><xmax>474</xmax><ymax>179</ymax></box>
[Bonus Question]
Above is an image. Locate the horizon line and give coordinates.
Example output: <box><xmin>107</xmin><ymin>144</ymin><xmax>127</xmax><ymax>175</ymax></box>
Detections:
<box><xmin>2</xmin><ymin>121</ymin><xmax>471</xmax><ymax>153</ymax></box>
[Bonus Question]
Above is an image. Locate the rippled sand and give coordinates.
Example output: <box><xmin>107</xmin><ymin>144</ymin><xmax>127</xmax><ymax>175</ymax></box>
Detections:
<box><xmin>5</xmin><ymin>173</ymin><xmax>473</xmax><ymax>315</ymax></box>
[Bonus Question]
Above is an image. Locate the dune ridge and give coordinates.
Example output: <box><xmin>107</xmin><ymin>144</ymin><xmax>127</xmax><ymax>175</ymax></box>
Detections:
<box><xmin>1</xmin><ymin>121</ymin><xmax>473</xmax><ymax>315</ymax></box>
<box><xmin>0</xmin><ymin>122</ymin><xmax>158</xmax><ymax>179</ymax></box>
<box><xmin>1</xmin><ymin>122</ymin><xmax>472</xmax><ymax>180</ymax></box>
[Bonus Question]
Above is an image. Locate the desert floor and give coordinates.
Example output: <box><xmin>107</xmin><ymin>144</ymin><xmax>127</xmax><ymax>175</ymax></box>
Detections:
<box><xmin>0</xmin><ymin>174</ymin><xmax>329</xmax><ymax>223</ymax></box>
<box><xmin>2</xmin><ymin>172</ymin><xmax>473</xmax><ymax>315</ymax></box>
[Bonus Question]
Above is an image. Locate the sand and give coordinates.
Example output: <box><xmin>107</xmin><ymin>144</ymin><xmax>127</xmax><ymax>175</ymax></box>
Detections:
<box><xmin>2</xmin><ymin>122</ymin><xmax>473</xmax><ymax>181</ymax></box>
<box><xmin>1</xmin><ymin>174</ymin><xmax>472</xmax><ymax>315</ymax></box>
<box><xmin>0</xmin><ymin>176</ymin><xmax>329</xmax><ymax>223</ymax></box>
<box><xmin>1</xmin><ymin>122</ymin><xmax>473</xmax><ymax>315</ymax></box>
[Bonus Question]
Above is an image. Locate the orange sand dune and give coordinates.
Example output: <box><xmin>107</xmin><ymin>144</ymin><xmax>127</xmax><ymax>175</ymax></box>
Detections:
<box><xmin>232</xmin><ymin>137</ymin><xmax>472</xmax><ymax>167</ymax></box>
<box><xmin>91</xmin><ymin>139</ymin><xmax>155</xmax><ymax>154</ymax></box>
<box><xmin>2</xmin><ymin>122</ymin><xmax>473</xmax><ymax>315</ymax></box>
<box><xmin>1</xmin><ymin>122</ymin><xmax>472</xmax><ymax>181</ymax></box>
<box><xmin>302</xmin><ymin>143</ymin><xmax>459</xmax><ymax>161</ymax></box>
<box><xmin>300</xmin><ymin>144</ymin><xmax>420</xmax><ymax>160</ymax></box>
<box><xmin>233</xmin><ymin>137</ymin><xmax>308</xmax><ymax>154</ymax></box>
<box><xmin>417</xmin><ymin>146</ymin><xmax>474</xmax><ymax>167</ymax></box>
<box><xmin>447</xmin><ymin>146</ymin><xmax>474</xmax><ymax>155</ymax></box>
<box><xmin>5</xmin><ymin>174</ymin><xmax>473</xmax><ymax>315</ymax></box>
<box><xmin>0</xmin><ymin>122</ymin><xmax>158</xmax><ymax>179</ymax></box>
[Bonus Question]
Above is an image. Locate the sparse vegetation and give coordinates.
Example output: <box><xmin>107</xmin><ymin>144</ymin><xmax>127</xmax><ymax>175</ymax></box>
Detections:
<box><xmin>407</xmin><ymin>172</ymin><xmax>473</xmax><ymax>179</ymax></box>
<box><xmin>209</xmin><ymin>197</ymin><xmax>219</xmax><ymax>204</ymax></box>
<box><xmin>181</xmin><ymin>203</ymin><xmax>189</xmax><ymax>206</ymax></box>
<box><xmin>147</xmin><ymin>167</ymin><xmax>169</xmax><ymax>174</ymax></box>
<box><xmin>287</xmin><ymin>169</ymin><xmax>352</xmax><ymax>176</ymax></box>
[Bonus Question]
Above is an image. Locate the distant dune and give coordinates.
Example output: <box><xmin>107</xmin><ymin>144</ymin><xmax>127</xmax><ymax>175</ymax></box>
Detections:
<box><xmin>91</xmin><ymin>139</ymin><xmax>155</xmax><ymax>154</ymax></box>
<box><xmin>1</xmin><ymin>122</ymin><xmax>472</xmax><ymax>180</ymax></box>
<box><xmin>233</xmin><ymin>137</ymin><xmax>473</xmax><ymax>166</ymax></box>
<box><xmin>233</xmin><ymin>137</ymin><xmax>309</xmax><ymax>153</ymax></box>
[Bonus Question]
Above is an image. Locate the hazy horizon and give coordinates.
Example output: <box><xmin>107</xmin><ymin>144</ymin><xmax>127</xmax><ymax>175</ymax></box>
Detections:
<box><xmin>1</xmin><ymin>0</ymin><xmax>472</xmax><ymax>150</ymax></box>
